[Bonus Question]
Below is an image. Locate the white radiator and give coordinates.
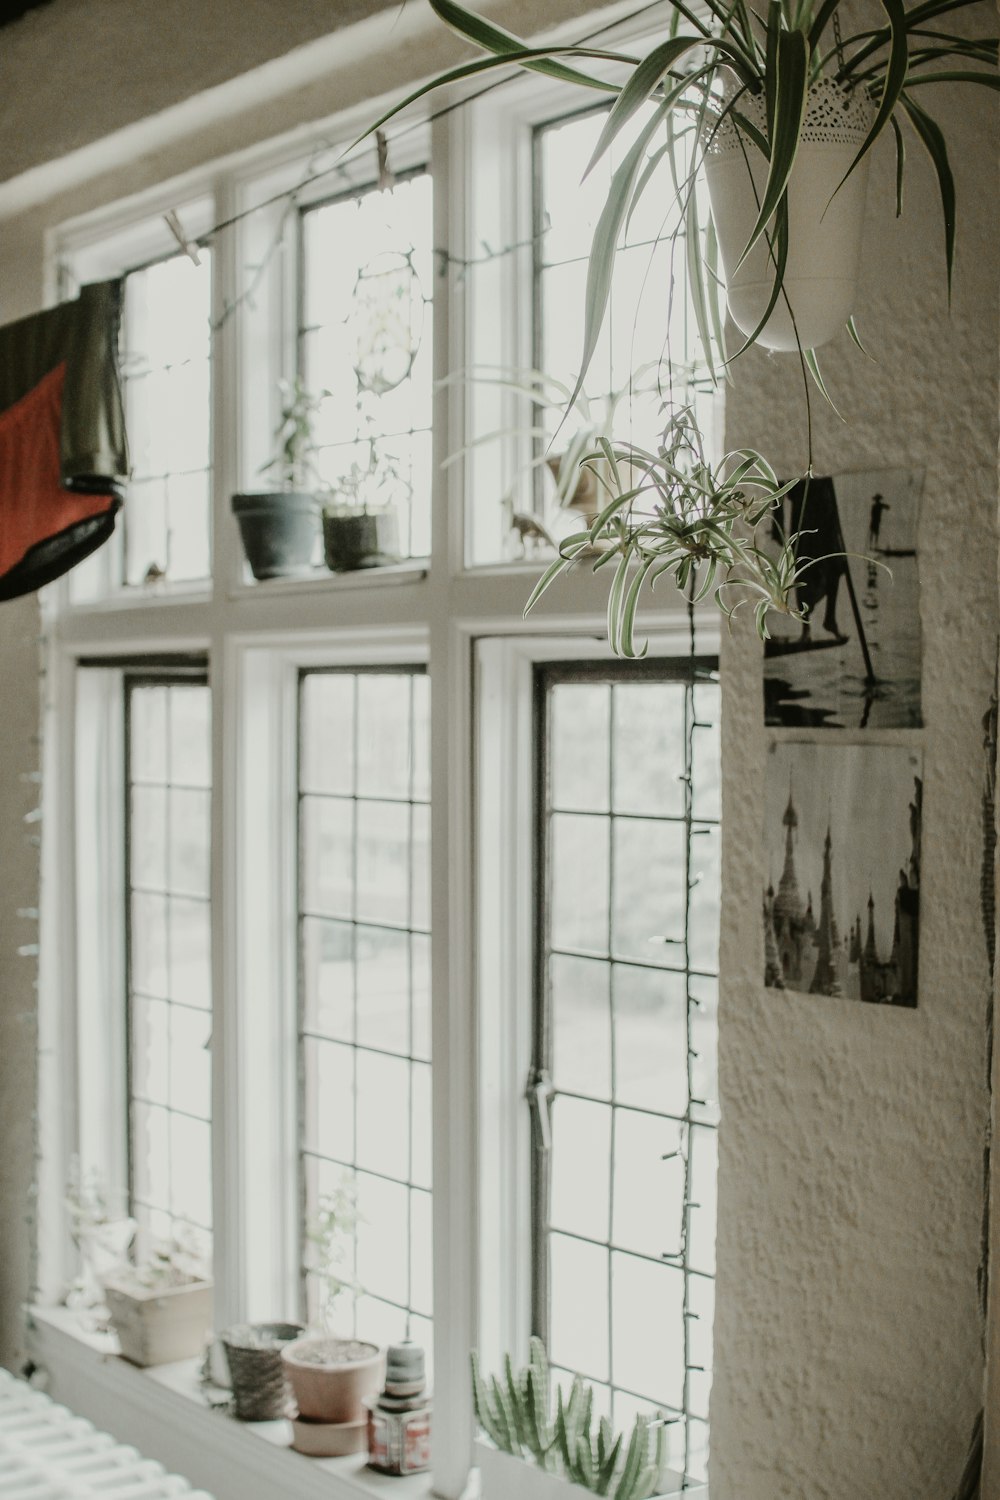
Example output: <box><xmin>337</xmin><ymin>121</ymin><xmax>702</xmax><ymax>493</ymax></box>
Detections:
<box><xmin>0</xmin><ymin>1367</ymin><xmax>214</xmax><ymax>1500</ymax></box>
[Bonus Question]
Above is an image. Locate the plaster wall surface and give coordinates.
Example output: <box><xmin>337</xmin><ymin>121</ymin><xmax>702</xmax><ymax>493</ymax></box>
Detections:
<box><xmin>0</xmin><ymin>593</ymin><xmax>41</xmax><ymax>1372</ymax></box>
<box><xmin>0</xmin><ymin>0</ymin><xmax>406</xmax><ymax>186</ymax></box>
<box><xmin>0</xmin><ymin>0</ymin><xmax>995</xmax><ymax>1493</ymax></box>
<box><xmin>714</xmin><ymin>63</ymin><xmax>1000</xmax><ymax>1500</ymax></box>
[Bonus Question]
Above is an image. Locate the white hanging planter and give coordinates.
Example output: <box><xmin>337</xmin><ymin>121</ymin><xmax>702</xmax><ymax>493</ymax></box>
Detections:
<box><xmin>703</xmin><ymin>78</ymin><xmax>873</xmax><ymax>352</ymax></box>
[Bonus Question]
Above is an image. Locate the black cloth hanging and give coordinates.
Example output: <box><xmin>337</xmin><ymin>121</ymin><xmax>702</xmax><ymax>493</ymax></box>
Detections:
<box><xmin>0</xmin><ymin>279</ymin><xmax>128</xmax><ymax>601</ymax></box>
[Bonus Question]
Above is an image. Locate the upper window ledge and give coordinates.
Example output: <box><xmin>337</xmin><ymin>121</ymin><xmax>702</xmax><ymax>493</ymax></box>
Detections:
<box><xmin>229</xmin><ymin>560</ymin><xmax>430</xmax><ymax>601</ymax></box>
<box><xmin>29</xmin><ymin>1305</ymin><xmax>466</xmax><ymax>1500</ymax></box>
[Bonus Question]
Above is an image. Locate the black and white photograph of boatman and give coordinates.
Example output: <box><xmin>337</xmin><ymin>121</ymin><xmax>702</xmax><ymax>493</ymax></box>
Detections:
<box><xmin>763</xmin><ymin>468</ymin><xmax>923</xmax><ymax>729</ymax></box>
<box><xmin>763</xmin><ymin>741</ymin><xmax>922</xmax><ymax>1008</ymax></box>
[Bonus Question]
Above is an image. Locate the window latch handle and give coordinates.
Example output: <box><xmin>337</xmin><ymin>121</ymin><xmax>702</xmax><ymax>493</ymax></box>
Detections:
<box><xmin>526</xmin><ymin>1068</ymin><xmax>554</xmax><ymax>1152</ymax></box>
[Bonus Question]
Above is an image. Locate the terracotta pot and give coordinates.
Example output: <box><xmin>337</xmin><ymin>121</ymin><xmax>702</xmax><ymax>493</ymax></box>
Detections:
<box><xmin>291</xmin><ymin>1414</ymin><xmax>368</xmax><ymax>1457</ymax></box>
<box><xmin>281</xmin><ymin>1336</ymin><xmax>382</xmax><ymax>1423</ymax></box>
<box><xmin>703</xmin><ymin>78</ymin><xmax>872</xmax><ymax>352</ymax></box>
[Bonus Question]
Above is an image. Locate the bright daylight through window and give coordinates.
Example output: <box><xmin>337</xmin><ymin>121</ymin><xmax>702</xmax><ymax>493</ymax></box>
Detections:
<box><xmin>47</xmin><ymin>40</ymin><xmax>722</xmax><ymax>1497</ymax></box>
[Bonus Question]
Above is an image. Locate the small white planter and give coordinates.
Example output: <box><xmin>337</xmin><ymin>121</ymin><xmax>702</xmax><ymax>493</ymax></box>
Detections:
<box><xmin>103</xmin><ymin>1275</ymin><xmax>213</xmax><ymax>1367</ymax></box>
<box><xmin>474</xmin><ymin>1440</ymin><xmax>702</xmax><ymax>1500</ymax></box>
<box><xmin>476</xmin><ymin>1443</ymin><xmax>573</xmax><ymax>1500</ymax></box>
<box><xmin>704</xmin><ymin>78</ymin><xmax>872</xmax><ymax>352</ymax></box>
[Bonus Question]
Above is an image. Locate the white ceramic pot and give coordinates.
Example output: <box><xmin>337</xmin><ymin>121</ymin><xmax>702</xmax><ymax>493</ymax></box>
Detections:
<box><xmin>474</xmin><ymin>1440</ymin><xmax>699</xmax><ymax>1500</ymax></box>
<box><xmin>476</xmin><ymin>1443</ymin><xmax>573</xmax><ymax>1500</ymax></box>
<box><xmin>103</xmin><ymin>1274</ymin><xmax>213</xmax><ymax>1367</ymax></box>
<box><xmin>703</xmin><ymin>77</ymin><xmax>872</xmax><ymax>352</ymax></box>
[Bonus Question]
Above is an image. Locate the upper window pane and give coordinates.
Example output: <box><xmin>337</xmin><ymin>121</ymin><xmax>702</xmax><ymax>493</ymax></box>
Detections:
<box><xmin>122</xmin><ymin>256</ymin><xmax>213</xmax><ymax>588</ymax></box>
<box><xmin>468</xmin><ymin>105</ymin><xmax>718</xmax><ymax>566</ymax></box>
<box><xmin>300</xmin><ymin>171</ymin><xmax>433</xmax><ymax>561</ymax></box>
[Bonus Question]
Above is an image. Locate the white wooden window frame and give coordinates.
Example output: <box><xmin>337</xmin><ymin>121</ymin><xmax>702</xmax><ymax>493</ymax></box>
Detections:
<box><xmin>37</xmin><ymin>23</ymin><xmax>723</xmax><ymax>1499</ymax></box>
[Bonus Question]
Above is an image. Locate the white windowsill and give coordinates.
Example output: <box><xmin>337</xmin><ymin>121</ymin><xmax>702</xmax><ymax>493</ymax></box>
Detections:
<box><xmin>29</xmin><ymin>1306</ymin><xmax>470</xmax><ymax>1500</ymax></box>
<box><xmin>228</xmin><ymin>559</ymin><xmax>431</xmax><ymax>599</ymax></box>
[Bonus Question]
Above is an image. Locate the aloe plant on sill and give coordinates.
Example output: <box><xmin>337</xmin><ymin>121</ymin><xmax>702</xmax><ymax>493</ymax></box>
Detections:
<box><xmin>473</xmin><ymin>1337</ymin><xmax>670</xmax><ymax>1500</ymax></box>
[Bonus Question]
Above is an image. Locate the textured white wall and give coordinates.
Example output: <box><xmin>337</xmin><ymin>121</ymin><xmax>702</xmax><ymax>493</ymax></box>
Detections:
<box><xmin>0</xmin><ymin>594</ymin><xmax>41</xmax><ymax>1372</ymax></box>
<box><xmin>0</xmin><ymin>0</ymin><xmax>995</xmax><ymax>1491</ymax></box>
<box><xmin>714</xmin><ymin>67</ymin><xmax>999</xmax><ymax>1500</ymax></box>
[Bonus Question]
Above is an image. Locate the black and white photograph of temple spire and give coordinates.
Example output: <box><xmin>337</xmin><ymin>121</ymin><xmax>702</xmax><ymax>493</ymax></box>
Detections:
<box><xmin>764</xmin><ymin>468</ymin><xmax>923</xmax><ymax>730</ymax></box>
<box><xmin>764</xmin><ymin>742</ymin><xmax>922</xmax><ymax>1007</ymax></box>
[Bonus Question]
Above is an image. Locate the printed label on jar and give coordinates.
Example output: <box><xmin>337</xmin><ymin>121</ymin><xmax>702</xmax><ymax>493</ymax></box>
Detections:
<box><xmin>402</xmin><ymin>1412</ymin><xmax>431</xmax><ymax>1473</ymax></box>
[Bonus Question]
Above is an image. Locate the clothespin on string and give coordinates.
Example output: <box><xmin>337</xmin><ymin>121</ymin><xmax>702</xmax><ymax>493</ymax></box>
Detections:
<box><xmin>164</xmin><ymin>209</ymin><xmax>202</xmax><ymax>266</ymax></box>
<box><xmin>376</xmin><ymin>130</ymin><xmax>394</xmax><ymax>193</ymax></box>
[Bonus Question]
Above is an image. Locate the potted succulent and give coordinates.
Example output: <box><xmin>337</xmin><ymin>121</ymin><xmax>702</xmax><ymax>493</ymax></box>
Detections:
<box><xmin>321</xmin><ymin>434</ymin><xmax>404</xmax><ymax>573</ymax></box>
<box><xmin>232</xmin><ymin>376</ymin><xmax>324</xmax><ymax>580</ymax></box>
<box><xmin>103</xmin><ymin>1235</ymin><xmax>213</xmax><ymax>1368</ymax></box>
<box><xmin>281</xmin><ymin>1185</ymin><xmax>382</xmax><ymax>1456</ymax></box>
<box><xmin>472</xmin><ymin>1337</ymin><xmax>690</xmax><ymax>1500</ymax></box>
<box><xmin>356</xmin><ymin>0</ymin><xmax>997</xmax><ymax>644</ymax></box>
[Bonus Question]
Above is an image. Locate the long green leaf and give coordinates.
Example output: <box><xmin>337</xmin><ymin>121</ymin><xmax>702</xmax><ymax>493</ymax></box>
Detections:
<box><xmin>835</xmin><ymin>0</ymin><xmax>910</xmax><ymax>189</ymax></box>
<box><xmin>764</xmin><ymin>0</ymin><xmax>781</xmax><ymax>141</ymax></box>
<box><xmin>902</xmin><ymin>68</ymin><xmax>1000</xmax><ymax>89</ymax></box>
<box><xmin>735</xmin><ymin>25</ymin><xmax>809</xmax><ymax>270</ymax></box>
<box><xmin>619</xmin><ymin>557</ymin><xmax>655</xmax><ymax>658</ymax></box>
<box><xmin>899</xmin><ymin>92</ymin><xmax>956</xmax><ymax>292</ymax></box>
<box><xmin>347</xmin><ymin>44</ymin><xmax>630</xmax><ymax>152</ymax></box>
<box><xmin>726</xmin><ymin>196</ymin><xmax>790</xmax><ymax>362</ymax></box>
<box><xmin>803</xmin><ymin>347</ymin><xmax>844</xmax><ymax>415</ymax></box>
<box><xmin>686</xmin><ymin>175</ymin><xmax>719</xmax><ymax>385</ymax></box>
<box><xmin>428</xmin><ymin>0</ymin><xmax>621</xmax><ymax>90</ymax></box>
<box><xmin>889</xmin><ymin>113</ymin><xmax>906</xmax><ymax>215</ymax></box>
<box><xmin>522</xmin><ymin>550</ymin><xmax>575</xmax><ymax>616</ymax></box>
<box><xmin>606</xmin><ymin>551</ymin><xmax>632</xmax><ymax>655</ymax></box>
<box><xmin>569</xmin><ymin>99</ymin><xmax>672</xmax><ymax>410</ymax></box>
<box><xmin>846</xmin><ymin>315</ymin><xmax>876</xmax><ymax>359</ymax></box>
<box><xmin>587</xmin><ymin>37</ymin><xmax>717</xmax><ymax>175</ymax></box>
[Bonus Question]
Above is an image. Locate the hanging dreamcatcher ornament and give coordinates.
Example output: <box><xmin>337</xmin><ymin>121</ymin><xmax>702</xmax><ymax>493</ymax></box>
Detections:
<box><xmin>350</xmin><ymin>248</ymin><xmax>426</xmax><ymax>398</ymax></box>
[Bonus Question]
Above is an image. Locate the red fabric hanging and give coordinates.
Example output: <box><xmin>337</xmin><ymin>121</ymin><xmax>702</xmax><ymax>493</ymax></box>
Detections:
<box><xmin>0</xmin><ymin>362</ymin><xmax>116</xmax><ymax>585</ymax></box>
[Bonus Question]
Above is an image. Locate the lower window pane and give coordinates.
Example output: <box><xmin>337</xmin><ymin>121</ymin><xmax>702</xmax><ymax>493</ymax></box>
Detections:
<box><xmin>536</xmin><ymin>662</ymin><xmax>719</xmax><ymax>1462</ymax></box>
<box><xmin>298</xmin><ymin>668</ymin><xmax>432</xmax><ymax>1349</ymax></box>
<box><xmin>127</xmin><ymin>678</ymin><xmax>212</xmax><ymax>1265</ymax></box>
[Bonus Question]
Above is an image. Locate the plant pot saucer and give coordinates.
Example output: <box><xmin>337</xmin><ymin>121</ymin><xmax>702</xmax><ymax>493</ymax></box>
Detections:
<box><xmin>291</xmin><ymin>1413</ymin><xmax>367</xmax><ymax>1458</ymax></box>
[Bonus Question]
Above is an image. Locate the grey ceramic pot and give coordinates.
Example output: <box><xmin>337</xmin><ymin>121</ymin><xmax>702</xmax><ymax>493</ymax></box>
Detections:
<box><xmin>232</xmin><ymin>492</ymin><xmax>320</xmax><ymax>580</ymax></box>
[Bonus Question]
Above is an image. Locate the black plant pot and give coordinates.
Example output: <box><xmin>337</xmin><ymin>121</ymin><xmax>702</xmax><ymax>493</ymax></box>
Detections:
<box><xmin>323</xmin><ymin>508</ymin><xmax>399</xmax><ymax>573</ymax></box>
<box><xmin>232</xmin><ymin>492</ymin><xmax>320</xmax><ymax>581</ymax></box>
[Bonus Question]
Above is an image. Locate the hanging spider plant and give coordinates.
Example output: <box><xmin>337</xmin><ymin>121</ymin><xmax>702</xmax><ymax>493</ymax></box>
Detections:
<box><xmin>524</xmin><ymin>406</ymin><xmax>808</xmax><ymax>654</ymax></box>
<box><xmin>363</xmin><ymin>0</ymin><xmax>997</xmax><ymax>385</ymax></box>
<box><xmin>356</xmin><ymin>0</ymin><xmax>995</xmax><ymax>643</ymax></box>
